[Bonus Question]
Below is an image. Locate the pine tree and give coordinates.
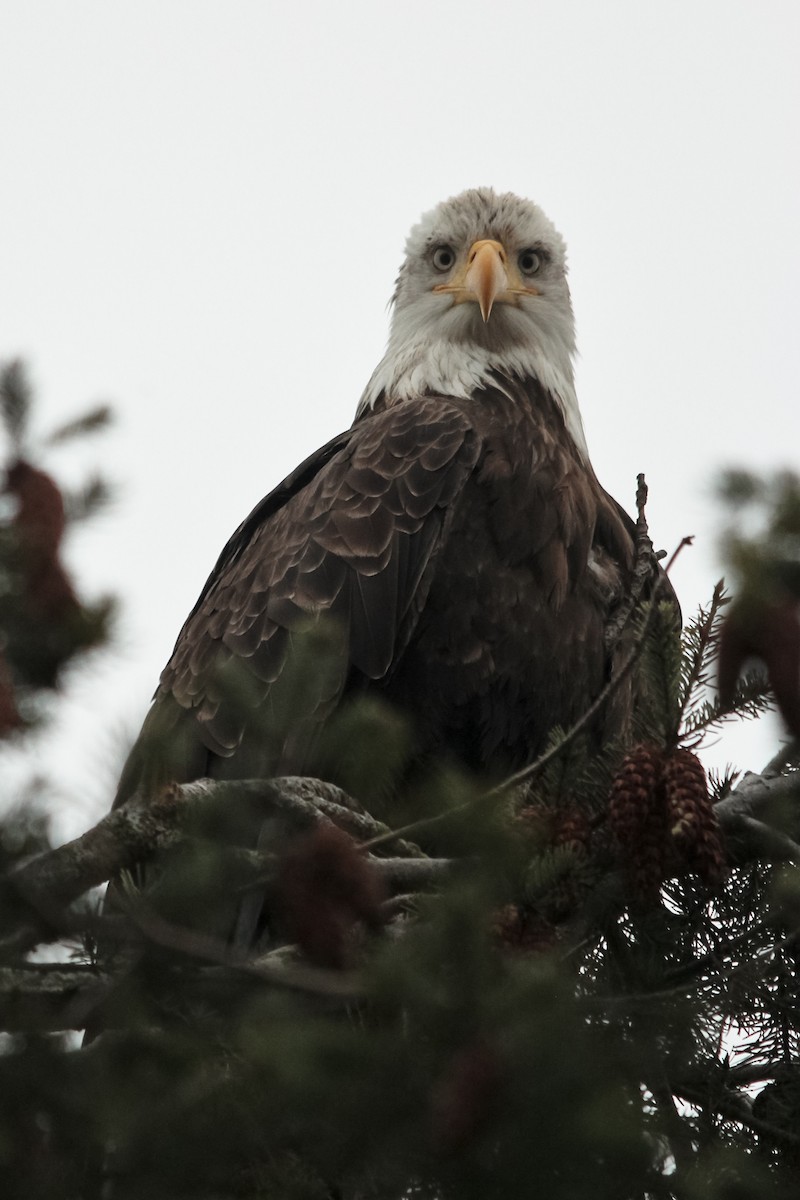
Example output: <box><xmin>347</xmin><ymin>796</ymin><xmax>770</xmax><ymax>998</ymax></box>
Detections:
<box><xmin>1</xmin><ymin>362</ymin><xmax>799</xmax><ymax>1198</ymax></box>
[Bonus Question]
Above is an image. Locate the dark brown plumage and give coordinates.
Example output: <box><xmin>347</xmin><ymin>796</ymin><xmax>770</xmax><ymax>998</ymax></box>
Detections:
<box><xmin>117</xmin><ymin>376</ymin><xmax>634</xmax><ymax>808</ymax></box>
<box><xmin>115</xmin><ymin>189</ymin><xmax>658</xmax><ymax>823</ymax></box>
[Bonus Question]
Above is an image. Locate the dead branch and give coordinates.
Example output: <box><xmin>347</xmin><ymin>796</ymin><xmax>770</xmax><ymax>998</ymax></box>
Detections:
<box><xmin>676</xmin><ymin>1080</ymin><xmax>800</xmax><ymax>1151</ymax></box>
<box><xmin>604</xmin><ymin>473</ymin><xmax>660</xmax><ymax>652</ymax></box>
<box><xmin>1</xmin><ymin>776</ymin><xmax>424</xmax><ymax>942</ymax></box>
<box><xmin>1</xmin><ymin>742</ymin><xmax>798</xmax><ymax>1038</ymax></box>
<box><xmin>715</xmin><ymin>769</ymin><xmax>800</xmax><ymax>865</ymax></box>
<box><xmin>762</xmin><ymin>737</ymin><xmax>800</xmax><ymax>778</ymax></box>
<box><xmin>0</xmin><ymin>962</ymin><xmax>112</xmax><ymax>1032</ymax></box>
<box><xmin>0</xmin><ymin>945</ymin><xmax>363</xmax><ymax>1034</ymax></box>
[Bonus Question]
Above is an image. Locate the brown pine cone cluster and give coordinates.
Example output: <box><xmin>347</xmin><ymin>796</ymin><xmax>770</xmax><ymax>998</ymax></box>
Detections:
<box><xmin>508</xmin><ymin>803</ymin><xmax>594</xmax><ymax>926</ymax></box>
<box><xmin>492</xmin><ymin>904</ymin><xmax>558</xmax><ymax>954</ymax></box>
<box><xmin>514</xmin><ymin>803</ymin><xmax>592</xmax><ymax>856</ymax></box>
<box><xmin>552</xmin><ymin>808</ymin><xmax>592</xmax><ymax>856</ymax></box>
<box><xmin>5</xmin><ymin>460</ymin><xmax>78</xmax><ymax>623</ymax></box>
<box><xmin>608</xmin><ymin>744</ymin><xmax>726</xmax><ymax>900</ymax></box>
<box><xmin>278</xmin><ymin>824</ymin><xmax>386</xmax><ymax>969</ymax></box>
<box><xmin>430</xmin><ymin>1039</ymin><xmax>503</xmax><ymax>1153</ymax></box>
<box><xmin>719</xmin><ymin>593</ymin><xmax>800</xmax><ymax>738</ymax></box>
<box><xmin>0</xmin><ymin>459</ymin><xmax>111</xmax><ymax>705</ymax></box>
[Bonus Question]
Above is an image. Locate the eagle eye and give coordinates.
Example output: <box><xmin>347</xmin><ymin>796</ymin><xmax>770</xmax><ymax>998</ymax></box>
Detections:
<box><xmin>518</xmin><ymin>249</ymin><xmax>542</xmax><ymax>276</ymax></box>
<box><xmin>431</xmin><ymin>245</ymin><xmax>456</xmax><ymax>272</ymax></box>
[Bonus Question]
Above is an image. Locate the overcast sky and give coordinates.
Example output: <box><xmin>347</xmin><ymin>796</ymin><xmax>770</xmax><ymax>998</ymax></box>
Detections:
<box><xmin>1</xmin><ymin>1</ymin><xmax>798</xmax><ymax>840</ymax></box>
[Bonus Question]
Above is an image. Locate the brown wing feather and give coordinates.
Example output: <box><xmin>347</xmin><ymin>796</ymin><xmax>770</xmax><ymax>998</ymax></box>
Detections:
<box><xmin>115</xmin><ymin>400</ymin><xmax>481</xmax><ymax>805</ymax></box>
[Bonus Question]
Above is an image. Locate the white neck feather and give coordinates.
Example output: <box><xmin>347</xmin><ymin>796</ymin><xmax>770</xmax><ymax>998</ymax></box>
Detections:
<box><xmin>356</xmin><ymin>300</ymin><xmax>589</xmax><ymax>460</ymax></box>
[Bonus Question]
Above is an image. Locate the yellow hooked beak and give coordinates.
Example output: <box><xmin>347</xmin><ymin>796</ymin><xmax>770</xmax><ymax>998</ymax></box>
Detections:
<box><xmin>432</xmin><ymin>239</ymin><xmax>539</xmax><ymax>322</ymax></box>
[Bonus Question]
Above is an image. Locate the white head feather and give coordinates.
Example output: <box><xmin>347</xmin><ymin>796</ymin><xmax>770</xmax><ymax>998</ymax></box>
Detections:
<box><xmin>357</xmin><ymin>188</ymin><xmax>588</xmax><ymax>458</ymax></box>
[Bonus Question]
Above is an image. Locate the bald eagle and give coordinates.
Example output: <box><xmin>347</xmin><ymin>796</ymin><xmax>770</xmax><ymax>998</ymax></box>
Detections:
<box><xmin>116</xmin><ymin>189</ymin><xmax>655</xmax><ymax>813</ymax></box>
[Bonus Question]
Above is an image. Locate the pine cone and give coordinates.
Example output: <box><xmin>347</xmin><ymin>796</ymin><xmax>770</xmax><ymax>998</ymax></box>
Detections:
<box><xmin>431</xmin><ymin>1040</ymin><xmax>503</xmax><ymax>1152</ymax></box>
<box><xmin>511</xmin><ymin>804</ymin><xmax>593</xmax><ymax>922</ymax></box>
<box><xmin>512</xmin><ymin>803</ymin><xmax>552</xmax><ymax>844</ymax></box>
<box><xmin>514</xmin><ymin>803</ymin><xmax>592</xmax><ymax>859</ymax></box>
<box><xmin>5</xmin><ymin>460</ymin><xmax>78</xmax><ymax>619</ymax></box>
<box><xmin>663</xmin><ymin>747</ymin><xmax>707</xmax><ymax>848</ymax></box>
<box><xmin>278</xmin><ymin>824</ymin><xmax>385</xmax><ymax>968</ymax></box>
<box><xmin>608</xmin><ymin>744</ymin><xmax>666</xmax><ymax>900</ymax></box>
<box><xmin>553</xmin><ymin>808</ymin><xmax>592</xmax><ymax>856</ymax></box>
<box><xmin>663</xmin><ymin>749</ymin><xmax>726</xmax><ymax>886</ymax></box>
<box><xmin>492</xmin><ymin>904</ymin><xmax>556</xmax><ymax>954</ymax></box>
<box><xmin>719</xmin><ymin>594</ymin><xmax>800</xmax><ymax>738</ymax></box>
<box><xmin>609</xmin><ymin>745</ymin><xmax>727</xmax><ymax>899</ymax></box>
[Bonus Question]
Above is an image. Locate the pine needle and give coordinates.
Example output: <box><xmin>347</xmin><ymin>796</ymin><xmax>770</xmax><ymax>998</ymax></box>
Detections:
<box><xmin>45</xmin><ymin>404</ymin><xmax>113</xmax><ymax>447</ymax></box>
<box><xmin>63</xmin><ymin>475</ymin><xmax>116</xmax><ymax>523</ymax></box>
<box><xmin>0</xmin><ymin>359</ymin><xmax>32</xmax><ymax>449</ymax></box>
<box><xmin>682</xmin><ymin>669</ymin><xmax>775</xmax><ymax>742</ymax></box>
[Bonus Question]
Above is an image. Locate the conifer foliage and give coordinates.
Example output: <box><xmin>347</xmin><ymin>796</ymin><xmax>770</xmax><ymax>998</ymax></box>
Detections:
<box><xmin>0</xmin><ymin>370</ymin><xmax>799</xmax><ymax>1199</ymax></box>
<box><xmin>0</xmin><ymin>360</ymin><xmax>114</xmax><ymax>724</ymax></box>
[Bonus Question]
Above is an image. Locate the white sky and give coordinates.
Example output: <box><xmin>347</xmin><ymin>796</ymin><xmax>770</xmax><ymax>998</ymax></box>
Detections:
<box><xmin>1</xmin><ymin>1</ymin><xmax>798</xmax><ymax>841</ymax></box>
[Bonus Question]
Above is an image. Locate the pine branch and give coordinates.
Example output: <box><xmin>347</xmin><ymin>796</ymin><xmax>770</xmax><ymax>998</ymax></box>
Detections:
<box><xmin>0</xmin><ymin>852</ymin><xmax>452</xmax><ymax>1032</ymax></box>
<box><xmin>635</xmin><ymin>598</ymin><xmax>685</xmax><ymax>744</ymax></box>
<box><xmin>648</xmin><ymin>1071</ymin><xmax>697</xmax><ymax>1177</ymax></box>
<box><xmin>604</xmin><ymin>473</ymin><xmax>660</xmax><ymax>652</ymax></box>
<box><xmin>762</xmin><ymin>737</ymin><xmax>800</xmax><ymax>778</ymax></box>
<box><xmin>62</xmin><ymin>474</ymin><xmax>115</xmax><ymax>523</ymax></box>
<box><xmin>675</xmin><ymin>580</ymin><xmax>728</xmax><ymax>732</ymax></box>
<box><xmin>724</xmin><ymin>1061</ymin><xmax>791</xmax><ymax>1086</ymax></box>
<box><xmin>0</xmin><ymin>962</ymin><xmax>112</xmax><ymax>1032</ymax></box>
<box><xmin>116</xmin><ymin>893</ymin><xmax>364</xmax><ymax>1001</ymax></box>
<box><xmin>7</xmin><ymin>751</ymin><xmax>789</xmax><ymax>954</ymax></box>
<box><xmin>662</xmin><ymin>917</ymin><xmax>774</xmax><ymax>986</ymax></box>
<box><xmin>675</xmin><ymin>1080</ymin><xmax>800</xmax><ymax>1151</ymax></box>
<box><xmin>714</xmin><ymin>769</ymin><xmax>800</xmax><ymax>865</ymax></box>
<box><xmin>0</xmin><ymin>939</ymin><xmax>363</xmax><ymax>1034</ymax></box>
<box><xmin>44</xmin><ymin>404</ymin><xmax>113</xmax><ymax>446</ymax></box>
<box><xmin>0</xmin><ymin>358</ymin><xmax>32</xmax><ymax>448</ymax></box>
<box><xmin>1</xmin><ymin>788</ymin><xmax>191</xmax><ymax>950</ymax></box>
<box><xmin>0</xmin><ymin>777</ymin><xmax>436</xmax><ymax>953</ymax></box>
<box><xmin>148</xmin><ymin>840</ymin><xmax>453</xmax><ymax>905</ymax></box>
<box><xmin>681</xmin><ymin>669</ymin><xmax>775</xmax><ymax>743</ymax></box>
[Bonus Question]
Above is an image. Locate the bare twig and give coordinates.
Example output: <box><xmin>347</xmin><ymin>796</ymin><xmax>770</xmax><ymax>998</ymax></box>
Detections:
<box><xmin>1</xmin><ymin>776</ymin><xmax>425</xmax><ymax>947</ymax></box>
<box><xmin>663</xmin><ymin>918</ymin><xmax>774</xmax><ymax>986</ymax></box>
<box><xmin>211</xmin><ymin>846</ymin><xmax>452</xmax><ymax>898</ymax></box>
<box><xmin>604</xmin><ymin>473</ymin><xmax>660</xmax><ymax>652</ymax></box>
<box><xmin>0</xmin><ymin>962</ymin><xmax>112</xmax><ymax>1032</ymax></box>
<box><xmin>762</xmin><ymin>738</ymin><xmax>800</xmax><ymax>779</ymax></box>
<box><xmin>375</xmin><ymin>856</ymin><xmax>452</xmax><ymax>891</ymax></box>
<box><xmin>119</xmin><ymin>894</ymin><xmax>363</xmax><ymax>1001</ymax></box>
<box><xmin>676</xmin><ymin>1081</ymin><xmax>800</xmax><ymax>1150</ymax></box>
<box><xmin>715</xmin><ymin>770</ymin><xmax>800</xmax><ymax>865</ymax></box>
<box><xmin>4</xmin><ymin>791</ymin><xmax>188</xmax><ymax>913</ymax></box>
<box><xmin>0</xmin><ymin>930</ymin><xmax>369</xmax><ymax>1032</ymax></box>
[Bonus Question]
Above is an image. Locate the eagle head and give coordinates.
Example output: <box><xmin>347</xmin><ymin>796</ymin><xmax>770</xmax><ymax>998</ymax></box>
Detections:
<box><xmin>357</xmin><ymin>188</ymin><xmax>582</xmax><ymax>451</ymax></box>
